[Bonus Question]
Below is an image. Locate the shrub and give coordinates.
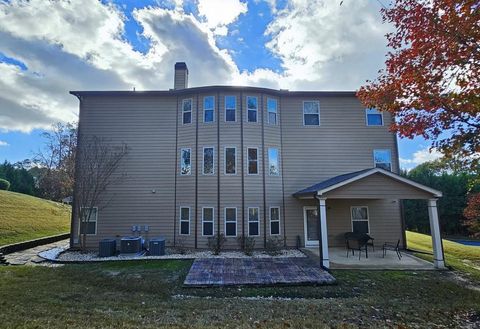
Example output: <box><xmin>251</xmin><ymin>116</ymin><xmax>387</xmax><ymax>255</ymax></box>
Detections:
<box><xmin>207</xmin><ymin>234</ymin><xmax>227</xmax><ymax>255</ymax></box>
<box><xmin>175</xmin><ymin>236</ymin><xmax>187</xmax><ymax>255</ymax></box>
<box><xmin>266</xmin><ymin>237</ymin><xmax>283</xmax><ymax>256</ymax></box>
<box><xmin>237</xmin><ymin>235</ymin><xmax>256</xmax><ymax>256</ymax></box>
<box><xmin>0</xmin><ymin>178</ymin><xmax>10</xmax><ymax>191</ymax></box>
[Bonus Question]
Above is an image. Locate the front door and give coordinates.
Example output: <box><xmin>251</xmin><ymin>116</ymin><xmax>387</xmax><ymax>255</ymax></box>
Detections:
<box><xmin>303</xmin><ymin>206</ymin><xmax>319</xmax><ymax>247</ymax></box>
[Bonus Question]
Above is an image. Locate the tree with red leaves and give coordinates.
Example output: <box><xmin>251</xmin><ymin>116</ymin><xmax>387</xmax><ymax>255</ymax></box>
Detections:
<box><xmin>358</xmin><ymin>0</ymin><xmax>479</xmax><ymax>168</ymax></box>
<box><xmin>464</xmin><ymin>193</ymin><xmax>480</xmax><ymax>237</ymax></box>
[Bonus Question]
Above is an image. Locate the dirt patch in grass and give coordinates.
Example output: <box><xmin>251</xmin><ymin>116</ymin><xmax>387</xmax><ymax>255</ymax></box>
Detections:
<box><xmin>0</xmin><ymin>260</ymin><xmax>479</xmax><ymax>328</ymax></box>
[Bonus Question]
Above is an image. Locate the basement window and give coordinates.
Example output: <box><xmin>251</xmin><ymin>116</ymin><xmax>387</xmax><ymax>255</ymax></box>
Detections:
<box><xmin>225</xmin><ymin>207</ymin><xmax>237</xmax><ymax>237</ymax></box>
<box><xmin>248</xmin><ymin>207</ymin><xmax>260</xmax><ymax>236</ymax></box>
<box><xmin>180</xmin><ymin>207</ymin><xmax>190</xmax><ymax>235</ymax></box>
<box><xmin>202</xmin><ymin>207</ymin><xmax>214</xmax><ymax>236</ymax></box>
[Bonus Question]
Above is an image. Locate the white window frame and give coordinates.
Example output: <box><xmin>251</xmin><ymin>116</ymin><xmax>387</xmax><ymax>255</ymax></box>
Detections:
<box><xmin>247</xmin><ymin>207</ymin><xmax>260</xmax><ymax>237</ymax></box>
<box><xmin>179</xmin><ymin>206</ymin><xmax>191</xmax><ymax>235</ymax></box>
<box><xmin>202</xmin><ymin>146</ymin><xmax>215</xmax><ymax>175</ymax></box>
<box><xmin>373</xmin><ymin>149</ymin><xmax>392</xmax><ymax>171</ymax></box>
<box><xmin>182</xmin><ymin>98</ymin><xmax>192</xmax><ymax>125</ymax></box>
<box><xmin>267</xmin><ymin>98</ymin><xmax>278</xmax><ymax>125</ymax></box>
<box><xmin>225</xmin><ymin>95</ymin><xmax>236</xmax><ymax>123</ymax></box>
<box><xmin>246</xmin><ymin>147</ymin><xmax>259</xmax><ymax>175</ymax></box>
<box><xmin>79</xmin><ymin>206</ymin><xmax>98</xmax><ymax>236</ymax></box>
<box><xmin>180</xmin><ymin>148</ymin><xmax>191</xmax><ymax>176</ymax></box>
<box><xmin>224</xmin><ymin>207</ymin><xmax>237</xmax><ymax>237</ymax></box>
<box><xmin>269</xmin><ymin>206</ymin><xmax>281</xmax><ymax>236</ymax></box>
<box><xmin>246</xmin><ymin>96</ymin><xmax>258</xmax><ymax>123</ymax></box>
<box><xmin>365</xmin><ymin>108</ymin><xmax>384</xmax><ymax>126</ymax></box>
<box><xmin>303</xmin><ymin>100</ymin><xmax>320</xmax><ymax>126</ymax></box>
<box><xmin>268</xmin><ymin>147</ymin><xmax>280</xmax><ymax>176</ymax></box>
<box><xmin>203</xmin><ymin>95</ymin><xmax>215</xmax><ymax>123</ymax></box>
<box><xmin>202</xmin><ymin>207</ymin><xmax>215</xmax><ymax>237</ymax></box>
<box><xmin>224</xmin><ymin>146</ymin><xmax>237</xmax><ymax>175</ymax></box>
<box><xmin>350</xmin><ymin>206</ymin><xmax>370</xmax><ymax>234</ymax></box>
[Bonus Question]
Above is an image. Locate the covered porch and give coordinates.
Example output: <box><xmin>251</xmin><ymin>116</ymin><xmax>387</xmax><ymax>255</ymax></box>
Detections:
<box><xmin>293</xmin><ymin>168</ymin><xmax>445</xmax><ymax>270</ymax></box>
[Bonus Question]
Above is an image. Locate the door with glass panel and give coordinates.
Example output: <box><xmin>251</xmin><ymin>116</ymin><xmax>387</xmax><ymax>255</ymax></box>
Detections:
<box><xmin>303</xmin><ymin>207</ymin><xmax>319</xmax><ymax>246</ymax></box>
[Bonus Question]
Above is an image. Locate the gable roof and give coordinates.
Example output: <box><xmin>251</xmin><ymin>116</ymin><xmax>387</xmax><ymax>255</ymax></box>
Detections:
<box><xmin>293</xmin><ymin>168</ymin><xmax>442</xmax><ymax>198</ymax></box>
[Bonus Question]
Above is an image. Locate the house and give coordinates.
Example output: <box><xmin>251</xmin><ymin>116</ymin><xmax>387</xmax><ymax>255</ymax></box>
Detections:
<box><xmin>70</xmin><ymin>62</ymin><xmax>445</xmax><ymax>269</ymax></box>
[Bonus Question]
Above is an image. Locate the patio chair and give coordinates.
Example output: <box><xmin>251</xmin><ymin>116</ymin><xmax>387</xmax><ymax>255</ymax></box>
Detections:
<box><xmin>344</xmin><ymin>233</ymin><xmax>369</xmax><ymax>260</ymax></box>
<box><xmin>382</xmin><ymin>239</ymin><xmax>402</xmax><ymax>260</ymax></box>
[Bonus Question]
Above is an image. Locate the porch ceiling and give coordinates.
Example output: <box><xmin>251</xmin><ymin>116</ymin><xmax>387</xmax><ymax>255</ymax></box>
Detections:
<box><xmin>293</xmin><ymin>168</ymin><xmax>442</xmax><ymax>200</ymax></box>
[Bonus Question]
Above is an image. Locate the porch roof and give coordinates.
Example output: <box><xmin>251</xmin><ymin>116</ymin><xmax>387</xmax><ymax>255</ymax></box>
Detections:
<box><xmin>293</xmin><ymin>168</ymin><xmax>442</xmax><ymax>199</ymax></box>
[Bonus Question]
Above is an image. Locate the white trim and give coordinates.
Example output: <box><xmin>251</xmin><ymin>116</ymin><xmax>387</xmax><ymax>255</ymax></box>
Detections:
<box><xmin>303</xmin><ymin>206</ymin><xmax>319</xmax><ymax>247</ymax></box>
<box><xmin>224</xmin><ymin>95</ymin><xmax>236</xmax><ymax>123</ymax></box>
<box><xmin>79</xmin><ymin>206</ymin><xmax>98</xmax><ymax>236</ymax></box>
<box><xmin>201</xmin><ymin>207</ymin><xmax>215</xmax><ymax>237</ymax></box>
<box><xmin>302</xmin><ymin>100</ymin><xmax>320</xmax><ymax>126</ymax></box>
<box><xmin>246</xmin><ymin>147</ymin><xmax>259</xmax><ymax>175</ymax></box>
<box><xmin>350</xmin><ymin>206</ymin><xmax>370</xmax><ymax>234</ymax></box>
<box><xmin>202</xmin><ymin>146</ymin><xmax>215</xmax><ymax>175</ymax></box>
<box><xmin>269</xmin><ymin>206</ymin><xmax>281</xmax><ymax>236</ymax></box>
<box><xmin>224</xmin><ymin>146</ymin><xmax>237</xmax><ymax>175</ymax></box>
<box><xmin>246</xmin><ymin>96</ymin><xmax>258</xmax><ymax>123</ymax></box>
<box><xmin>267</xmin><ymin>97</ymin><xmax>278</xmax><ymax>125</ymax></box>
<box><xmin>365</xmin><ymin>108</ymin><xmax>384</xmax><ymax>126</ymax></box>
<box><xmin>203</xmin><ymin>95</ymin><xmax>215</xmax><ymax>123</ymax></box>
<box><xmin>180</xmin><ymin>148</ymin><xmax>192</xmax><ymax>176</ymax></box>
<box><xmin>316</xmin><ymin>167</ymin><xmax>443</xmax><ymax>197</ymax></box>
<box><xmin>182</xmin><ymin>98</ymin><xmax>193</xmax><ymax>125</ymax></box>
<box><xmin>224</xmin><ymin>207</ymin><xmax>237</xmax><ymax>237</ymax></box>
<box><xmin>179</xmin><ymin>206</ymin><xmax>191</xmax><ymax>235</ymax></box>
<box><xmin>268</xmin><ymin>147</ymin><xmax>280</xmax><ymax>176</ymax></box>
<box><xmin>247</xmin><ymin>207</ymin><xmax>260</xmax><ymax>237</ymax></box>
<box><xmin>373</xmin><ymin>149</ymin><xmax>392</xmax><ymax>171</ymax></box>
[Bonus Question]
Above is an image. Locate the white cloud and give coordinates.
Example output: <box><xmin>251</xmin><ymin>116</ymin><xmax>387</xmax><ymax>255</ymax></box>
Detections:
<box><xmin>400</xmin><ymin>148</ymin><xmax>443</xmax><ymax>168</ymax></box>
<box><xmin>0</xmin><ymin>140</ymin><xmax>9</xmax><ymax>147</ymax></box>
<box><xmin>197</xmin><ymin>0</ymin><xmax>247</xmax><ymax>30</ymax></box>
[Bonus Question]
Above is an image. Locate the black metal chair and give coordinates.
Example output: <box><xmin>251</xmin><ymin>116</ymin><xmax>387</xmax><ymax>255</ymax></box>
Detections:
<box><xmin>382</xmin><ymin>239</ymin><xmax>402</xmax><ymax>260</ymax></box>
<box><xmin>345</xmin><ymin>232</ymin><xmax>370</xmax><ymax>260</ymax></box>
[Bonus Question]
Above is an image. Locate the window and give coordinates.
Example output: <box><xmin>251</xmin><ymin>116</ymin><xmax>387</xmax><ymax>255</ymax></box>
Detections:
<box><xmin>303</xmin><ymin>101</ymin><xmax>320</xmax><ymax>126</ymax></box>
<box><xmin>225</xmin><ymin>147</ymin><xmax>236</xmax><ymax>175</ymax></box>
<box><xmin>203</xmin><ymin>147</ymin><xmax>214</xmax><ymax>175</ymax></box>
<box><xmin>80</xmin><ymin>207</ymin><xmax>97</xmax><ymax>235</ymax></box>
<box><xmin>270</xmin><ymin>207</ymin><xmax>280</xmax><ymax>235</ymax></box>
<box><xmin>225</xmin><ymin>96</ymin><xmax>236</xmax><ymax>122</ymax></box>
<box><xmin>204</xmin><ymin>96</ymin><xmax>215</xmax><ymax>123</ymax></box>
<box><xmin>268</xmin><ymin>148</ymin><xmax>279</xmax><ymax>176</ymax></box>
<box><xmin>247</xmin><ymin>96</ymin><xmax>258</xmax><ymax>123</ymax></box>
<box><xmin>373</xmin><ymin>149</ymin><xmax>392</xmax><ymax>171</ymax></box>
<box><xmin>182</xmin><ymin>99</ymin><xmax>192</xmax><ymax>124</ymax></box>
<box><xmin>180</xmin><ymin>148</ymin><xmax>191</xmax><ymax>175</ymax></box>
<box><xmin>351</xmin><ymin>206</ymin><xmax>369</xmax><ymax>234</ymax></box>
<box><xmin>366</xmin><ymin>108</ymin><xmax>383</xmax><ymax>126</ymax></box>
<box><xmin>180</xmin><ymin>207</ymin><xmax>190</xmax><ymax>235</ymax></box>
<box><xmin>247</xmin><ymin>148</ymin><xmax>258</xmax><ymax>175</ymax></box>
<box><xmin>225</xmin><ymin>207</ymin><xmax>237</xmax><ymax>236</ymax></box>
<box><xmin>267</xmin><ymin>98</ymin><xmax>277</xmax><ymax>125</ymax></box>
<box><xmin>202</xmin><ymin>207</ymin><xmax>214</xmax><ymax>236</ymax></box>
<box><xmin>248</xmin><ymin>207</ymin><xmax>260</xmax><ymax>236</ymax></box>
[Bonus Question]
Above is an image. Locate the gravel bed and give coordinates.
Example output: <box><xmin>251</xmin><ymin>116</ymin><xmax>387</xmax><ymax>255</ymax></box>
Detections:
<box><xmin>55</xmin><ymin>248</ymin><xmax>306</xmax><ymax>262</ymax></box>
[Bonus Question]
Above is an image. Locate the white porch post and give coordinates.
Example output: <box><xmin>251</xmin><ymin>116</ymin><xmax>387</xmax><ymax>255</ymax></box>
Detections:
<box><xmin>318</xmin><ymin>197</ymin><xmax>330</xmax><ymax>268</ymax></box>
<box><xmin>427</xmin><ymin>198</ymin><xmax>445</xmax><ymax>269</ymax></box>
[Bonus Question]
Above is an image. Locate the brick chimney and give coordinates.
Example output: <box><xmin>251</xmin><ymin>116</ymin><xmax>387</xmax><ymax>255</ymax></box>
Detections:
<box><xmin>174</xmin><ymin>62</ymin><xmax>188</xmax><ymax>90</ymax></box>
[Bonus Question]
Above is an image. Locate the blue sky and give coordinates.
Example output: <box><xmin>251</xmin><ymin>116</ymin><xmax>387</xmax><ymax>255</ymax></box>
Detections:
<box><xmin>0</xmin><ymin>0</ymin><xmax>441</xmax><ymax>168</ymax></box>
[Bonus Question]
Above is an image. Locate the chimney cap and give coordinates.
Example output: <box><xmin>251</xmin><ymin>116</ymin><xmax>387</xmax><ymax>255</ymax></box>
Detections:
<box><xmin>175</xmin><ymin>62</ymin><xmax>188</xmax><ymax>71</ymax></box>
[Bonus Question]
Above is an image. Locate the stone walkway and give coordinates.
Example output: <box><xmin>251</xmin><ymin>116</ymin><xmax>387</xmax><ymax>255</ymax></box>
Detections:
<box><xmin>4</xmin><ymin>239</ymin><xmax>69</xmax><ymax>266</ymax></box>
<box><xmin>184</xmin><ymin>258</ymin><xmax>336</xmax><ymax>287</ymax></box>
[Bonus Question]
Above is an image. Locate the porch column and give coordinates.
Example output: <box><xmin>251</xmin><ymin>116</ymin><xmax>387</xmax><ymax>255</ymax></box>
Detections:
<box><xmin>318</xmin><ymin>197</ymin><xmax>329</xmax><ymax>268</ymax></box>
<box><xmin>427</xmin><ymin>199</ymin><xmax>445</xmax><ymax>269</ymax></box>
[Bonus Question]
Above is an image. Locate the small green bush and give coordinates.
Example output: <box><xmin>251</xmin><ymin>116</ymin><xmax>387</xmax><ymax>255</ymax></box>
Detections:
<box><xmin>237</xmin><ymin>235</ymin><xmax>256</xmax><ymax>256</ymax></box>
<box><xmin>0</xmin><ymin>178</ymin><xmax>10</xmax><ymax>191</ymax></box>
<box><xmin>207</xmin><ymin>234</ymin><xmax>227</xmax><ymax>255</ymax></box>
<box><xmin>266</xmin><ymin>237</ymin><xmax>283</xmax><ymax>256</ymax></box>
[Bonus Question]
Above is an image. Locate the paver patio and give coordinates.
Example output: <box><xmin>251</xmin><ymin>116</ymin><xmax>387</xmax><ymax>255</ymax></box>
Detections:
<box><xmin>3</xmin><ymin>239</ymin><xmax>69</xmax><ymax>266</ymax></box>
<box><xmin>184</xmin><ymin>257</ymin><xmax>336</xmax><ymax>287</ymax></box>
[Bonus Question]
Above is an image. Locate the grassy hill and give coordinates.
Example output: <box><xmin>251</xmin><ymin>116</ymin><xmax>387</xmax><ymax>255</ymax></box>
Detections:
<box><xmin>407</xmin><ymin>230</ymin><xmax>480</xmax><ymax>281</ymax></box>
<box><xmin>0</xmin><ymin>190</ymin><xmax>71</xmax><ymax>246</ymax></box>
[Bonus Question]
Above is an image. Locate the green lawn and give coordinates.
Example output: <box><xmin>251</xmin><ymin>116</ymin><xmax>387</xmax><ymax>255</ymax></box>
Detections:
<box><xmin>407</xmin><ymin>230</ymin><xmax>480</xmax><ymax>282</ymax></box>
<box><xmin>0</xmin><ymin>190</ymin><xmax>71</xmax><ymax>246</ymax></box>
<box><xmin>0</xmin><ymin>261</ymin><xmax>479</xmax><ymax>328</ymax></box>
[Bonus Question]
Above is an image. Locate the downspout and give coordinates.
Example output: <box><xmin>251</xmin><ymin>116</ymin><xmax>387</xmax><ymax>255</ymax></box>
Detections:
<box><xmin>314</xmin><ymin>193</ymin><xmax>329</xmax><ymax>271</ymax></box>
<box><xmin>70</xmin><ymin>93</ymin><xmax>82</xmax><ymax>249</ymax></box>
